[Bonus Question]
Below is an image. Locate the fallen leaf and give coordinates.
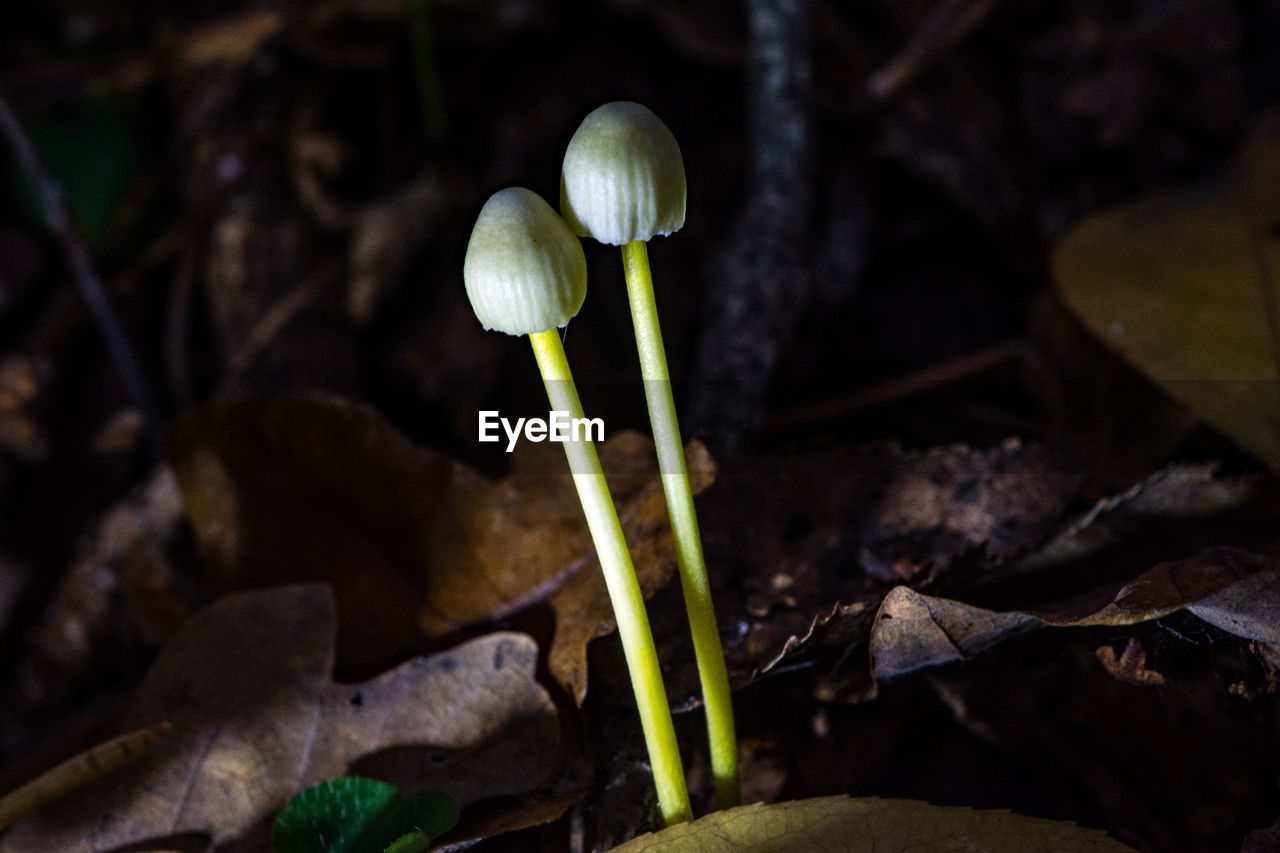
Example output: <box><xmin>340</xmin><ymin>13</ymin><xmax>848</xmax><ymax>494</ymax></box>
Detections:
<box><xmin>609</xmin><ymin>796</ymin><xmax>1134</xmax><ymax>851</ymax></box>
<box><xmin>871</xmin><ymin>587</ymin><xmax>1037</xmax><ymax>680</ymax></box>
<box><xmin>21</xmin><ymin>466</ymin><xmax>187</xmax><ymax>709</ymax></box>
<box><xmin>0</xmin><ymin>353</ymin><xmax>50</xmax><ymax>462</ymax></box>
<box><xmin>859</xmin><ymin>439</ymin><xmax>1078</xmax><ymax>582</ymax></box>
<box><xmin>172</xmin><ymin>11</ymin><xmax>285</xmax><ymax>69</ymax></box>
<box><xmin>871</xmin><ymin>546</ymin><xmax>1276</xmax><ymax>679</ymax></box>
<box><xmin>0</xmin><ymin>586</ymin><xmax>561</xmax><ymax>852</ymax></box>
<box><xmin>1096</xmin><ymin>637</ymin><xmax>1165</xmax><ymax>686</ymax></box>
<box><xmin>697</xmin><ymin>440</ymin><xmax>1078</xmax><ymax>699</ymax></box>
<box><xmin>422</xmin><ymin>430</ymin><xmax>696</xmax><ymax>639</ymax></box>
<box><xmin>167</xmin><ymin>393</ymin><xmax>714</xmax><ymax>689</ymax></box>
<box><xmin>736</xmin><ymin>455</ymin><xmax>1276</xmax><ymax>702</ymax></box>
<box><xmin>1020</xmin><ymin>463</ymin><xmax>1265</xmax><ymax>570</ymax></box>
<box><xmin>545</xmin><ymin>438</ymin><xmax>716</xmax><ymax>703</ymax></box>
<box><xmin>167</xmin><ymin>394</ymin><xmax>467</xmax><ymax>672</ymax></box>
<box><xmin>1054</xmin><ymin>130</ymin><xmax>1280</xmax><ymax>468</ymax></box>
<box><xmin>1187</xmin><ymin>568</ymin><xmax>1280</xmax><ymax>643</ymax></box>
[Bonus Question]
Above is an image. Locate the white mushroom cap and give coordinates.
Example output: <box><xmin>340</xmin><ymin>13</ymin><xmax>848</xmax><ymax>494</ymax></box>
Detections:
<box><xmin>464</xmin><ymin>187</ymin><xmax>587</xmax><ymax>336</ymax></box>
<box><xmin>560</xmin><ymin>101</ymin><xmax>686</xmax><ymax>245</ymax></box>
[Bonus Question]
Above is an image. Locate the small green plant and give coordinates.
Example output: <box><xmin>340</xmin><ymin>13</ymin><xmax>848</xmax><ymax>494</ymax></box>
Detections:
<box><xmin>463</xmin><ymin>186</ymin><xmax>693</xmax><ymax>825</ymax></box>
<box><xmin>561</xmin><ymin>101</ymin><xmax>739</xmax><ymax>809</ymax></box>
<box><xmin>273</xmin><ymin>777</ymin><xmax>458</xmax><ymax>853</ymax></box>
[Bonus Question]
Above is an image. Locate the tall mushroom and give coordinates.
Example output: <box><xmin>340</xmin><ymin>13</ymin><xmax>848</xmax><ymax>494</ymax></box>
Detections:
<box><xmin>464</xmin><ymin>186</ymin><xmax>692</xmax><ymax>825</ymax></box>
<box><xmin>561</xmin><ymin>102</ymin><xmax>739</xmax><ymax>808</ymax></box>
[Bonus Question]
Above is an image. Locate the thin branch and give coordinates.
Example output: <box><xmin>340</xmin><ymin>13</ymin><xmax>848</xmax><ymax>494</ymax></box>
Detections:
<box><xmin>0</xmin><ymin>91</ymin><xmax>163</xmax><ymax>460</ymax></box>
<box><xmin>867</xmin><ymin>0</ymin><xmax>1003</xmax><ymax>102</ymax></box>
<box><xmin>763</xmin><ymin>339</ymin><xmax>1026</xmax><ymax>438</ymax></box>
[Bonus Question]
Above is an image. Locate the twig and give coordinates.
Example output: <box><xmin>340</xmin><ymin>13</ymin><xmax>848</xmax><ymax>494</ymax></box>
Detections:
<box><xmin>867</xmin><ymin>0</ymin><xmax>1003</xmax><ymax>102</ymax></box>
<box><xmin>165</xmin><ymin>244</ymin><xmax>197</xmax><ymax>405</ymax></box>
<box><xmin>215</xmin><ymin>266</ymin><xmax>332</xmax><ymax>392</ymax></box>
<box><xmin>763</xmin><ymin>339</ymin><xmax>1025</xmax><ymax>437</ymax></box>
<box><xmin>0</xmin><ymin>92</ymin><xmax>164</xmax><ymax>460</ymax></box>
<box><xmin>0</xmin><ymin>722</ymin><xmax>171</xmax><ymax>830</ymax></box>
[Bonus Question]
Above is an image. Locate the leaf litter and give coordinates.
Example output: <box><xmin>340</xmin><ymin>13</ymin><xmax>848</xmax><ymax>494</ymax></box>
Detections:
<box><xmin>166</xmin><ymin>392</ymin><xmax>712</xmax><ymax>700</ymax></box>
<box><xmin>12</xmin><ymin>394</ymin><xmax>1278</xmax><ymax>849</ymax></box>
<box><xmin>870</xmin><ymin>547</ymin><xmax>1280</xmax><ymax>681</ymax></box>
<box><xmin>0</xmin><ymin>585</ymin><xmax>564</xmax><ymax>853</ymax></box>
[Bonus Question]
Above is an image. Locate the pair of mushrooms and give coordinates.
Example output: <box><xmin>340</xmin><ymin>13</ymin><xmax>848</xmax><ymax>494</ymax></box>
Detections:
<box><xmin>463</xmin><ymin>102</ymin><xmax>736</xmax><ymax>824</ymax></box>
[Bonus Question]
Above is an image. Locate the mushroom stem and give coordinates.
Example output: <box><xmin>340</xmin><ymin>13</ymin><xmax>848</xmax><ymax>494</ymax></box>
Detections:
<box><xmin>620</xmin><ymin>241</ymin><xmax>740</xmax><ymax>809</ymax></box>
<box><xmin>529</xmin><ymin>328</ymin><xmax>694</xmax><ymax>826</ymax></box>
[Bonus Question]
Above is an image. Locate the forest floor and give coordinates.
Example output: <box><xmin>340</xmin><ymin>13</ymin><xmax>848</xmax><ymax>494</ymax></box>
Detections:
<box><xmin>2</xmin><ymin>1</ymin><xmax>1280</xmax><ymax>851</ymax></box>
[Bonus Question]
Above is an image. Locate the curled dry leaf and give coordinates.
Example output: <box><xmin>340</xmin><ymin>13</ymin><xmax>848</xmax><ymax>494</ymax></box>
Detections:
<box><xmin>0</xmin><ymin>586</ymin><xmax>561</xmax><ymax>853</ymax></box>
<box><xmin>871</xmin><ymin>546</ymin><xmax>1278</xmax><ymax>680</ymax></box>
<box><xmin>1022</xmin><ymin>463</ymin><xmax>1265</xmax><ymax>570</ymax></box>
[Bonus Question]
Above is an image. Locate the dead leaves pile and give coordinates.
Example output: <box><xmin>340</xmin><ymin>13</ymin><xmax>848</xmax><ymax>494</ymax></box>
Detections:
<box><xmin>166</xmin><ymin>392</ymin><xmax>712</xmax><ymax>702</ymax></box>
<box><xmin>1</xmin><ymin>586</ymin><xmax>562</xmax><ymax>852</ymax></box>
<box><xmin>5</xmin><ymin>388</ymin><xmax>1280</xmax><ymax>850</ymax></box>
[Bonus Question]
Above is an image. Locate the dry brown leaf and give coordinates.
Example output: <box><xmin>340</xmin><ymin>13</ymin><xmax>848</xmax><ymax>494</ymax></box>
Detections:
<box><xmin>1096</xmin><ymin>637</ymin><xmax>1165</xmax><ymax>686</ymax></box>
<box><xmin>859</xmin><ymin>439</ymin><xmax>1079</xmax><ymax>582</ymax></box>
<box><xmin>21</xmin><ymin>467</ymin><xmax>186</xmax><ymax>708</ymax></box>
<box><xmin>171</xmin><ymin>11</ymin><xmax>285</xmax><ymax>69</ymax></box>
<box><xmin>168</xmin><ymin>394</ymin><xmax>467</xmax><ymax>672</ymax></box>
<box><xmin>732</xmin><ymin>454</ymin><xmax>1273</xmax><ymax>702</ymax></box>
<box><xmin>0</xmin><ymin>352</ymin><xmax>50</xmax><ymax>462</ymax></box>
<box><xmin>546</xmin><ymin>439</ymin><xmax>716</xmax><ymax>703</ymax></box>
<box><xmin>699</xmin><ymin>440</ymin><xmax>1079</xmax><ymax>697</ymax></box>
<box><xmin>1021</xmin><ymin>463</ymin><xmax>1265</xmax><ymax>571</ymax></box>
<box><xmin>870</xmin><ymin>546</ymin><xmax>1276</xmax><ymax>679</ymax></box>
<box><xmin>0</xmin><ymin>585</ymin><xmax>560</xmax><ymax>852</ymax></box>
<box><xmin>167</xmin><ymin>393</ymin><xmax>715</xmax><ymax>684</ymax></box>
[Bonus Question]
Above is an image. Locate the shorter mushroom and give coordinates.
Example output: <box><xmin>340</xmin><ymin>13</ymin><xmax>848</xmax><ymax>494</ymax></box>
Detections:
<box><xmin>463</xmin><ymin>186</ymin><xmax>693</xmax><ymax>825</ymax></box>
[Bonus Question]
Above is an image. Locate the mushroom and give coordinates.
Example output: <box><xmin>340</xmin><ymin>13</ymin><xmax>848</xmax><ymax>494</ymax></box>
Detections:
<box><xmin>562</xmin><ymin>102</ymin><xmax>739</xmax><ymax>808</ymax></box>
<box><xmin>463</xmin><ymin>186</ymin><xmax>692</xmax><ymax>825</ymax></box>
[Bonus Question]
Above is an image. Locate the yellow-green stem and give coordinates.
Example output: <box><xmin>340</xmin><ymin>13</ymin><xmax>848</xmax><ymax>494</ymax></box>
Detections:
<box><xmin>621</xmin><ymin>240</ymin><xmax>740</xmax><ymax>810</ymax></box>
<box><xmin>529</xmin><ymin>329</ymin><xmax>693</xmax><ymax>826</ymax></box>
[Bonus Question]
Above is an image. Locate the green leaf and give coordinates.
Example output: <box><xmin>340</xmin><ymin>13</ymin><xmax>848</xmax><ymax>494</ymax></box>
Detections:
<box><xmin>609</xmin><ymin>797</ymin><xmax>1134</xmax><ymax>852</ymax></box>
<box><xmin>274</xmin><ymin>778</ymin><xmax>397</xmax><ymax>853</ymax></box>
<box><xmin>19</xmin><ymin>97</ymin><xmax>141</xmax><ymax>251</ymax></box>
<box><xmin>384</xmin><ymin>831</ymin><xmax>431</xmax><ymax>853</ymax></box>
<box><xmin>273</xmin><ymin>777</ymin><xmax>458</xmax><ymax>853</ymax></box>
<box><xmin>1053</xmin><ymin>132</ymin><xmax>1280</xmax><ymax>468</ymax></box>
<box><xmin>367</xmin><ymin>790</ymin><xmax>460</xmax><ymax>850</ymax></box>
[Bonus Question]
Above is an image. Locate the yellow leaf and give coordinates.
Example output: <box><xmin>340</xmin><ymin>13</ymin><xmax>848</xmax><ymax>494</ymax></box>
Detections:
<box><xmin>610</xmin><ymin>796</ymin><xmax>1134</xmax><ymax>852</ymax></box>
<box><xmin>1054</xmin><ymin>132</ymin><xmax>1280</xmax><ymax>467</ymax></box>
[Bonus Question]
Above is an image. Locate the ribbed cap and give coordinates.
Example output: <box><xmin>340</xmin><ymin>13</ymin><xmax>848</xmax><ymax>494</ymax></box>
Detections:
<box><xmin>560</xmin><ymin>101</ymin><xmax>686</xmax><ymax>245</ymax></box>
<box><xmin>464</xmin><ymin>187</ymin><xmax>587</xmax><ymax>335</ymax></box>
